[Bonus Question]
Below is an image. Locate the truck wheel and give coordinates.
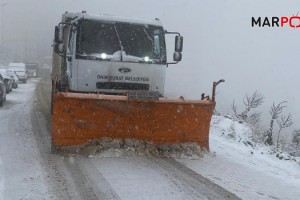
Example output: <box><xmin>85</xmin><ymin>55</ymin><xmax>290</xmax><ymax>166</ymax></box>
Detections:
<box><xmin>51</xmin><ymin>139</ymin><xmax>59</xmax><ymax>154</ymax></box>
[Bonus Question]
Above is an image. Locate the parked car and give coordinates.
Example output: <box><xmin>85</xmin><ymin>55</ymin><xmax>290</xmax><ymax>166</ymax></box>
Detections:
<box><xmin>0</xmin><ymin>69</ymin><xmax>13</xmax><ymax>93</ymax></box>
<box><xmin>5</xmin><ymin>69</ymin><xmax>18</xmax><ymax>88</ymax></box>
<box><xmin>8</xmin><ymin>63</ymin><xmax>27</xmax><ymax>83</ymax></box>
<box><xmin>0</xmin><ymin>74</ymin><xmax>7</xmax><ymax>106</ymax></box>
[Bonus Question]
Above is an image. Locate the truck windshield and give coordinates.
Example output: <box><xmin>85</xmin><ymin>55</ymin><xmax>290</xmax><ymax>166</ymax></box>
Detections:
<box><xmin>76</xmin><ymin>20</ymin><xmax>166</xmax><ymax>64</ymax></box>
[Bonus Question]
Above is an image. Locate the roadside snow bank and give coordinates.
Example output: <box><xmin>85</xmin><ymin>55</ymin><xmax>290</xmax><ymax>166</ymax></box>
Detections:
<box><xmin>210</xmin><ymin>115</ymin><xmax>300</xmax><ymax>167</ymax></box>
<box><xmin>178</xmin><ymin>115</ymin><xmax>300</xmax><ymax>200</ymax></box>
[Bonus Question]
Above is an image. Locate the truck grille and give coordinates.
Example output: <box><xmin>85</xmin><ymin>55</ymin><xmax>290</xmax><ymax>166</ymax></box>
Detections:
<box><xmin>96</xmin><ymin>82</ymin><xmax>149</xmax><ymax>90</ymax></box>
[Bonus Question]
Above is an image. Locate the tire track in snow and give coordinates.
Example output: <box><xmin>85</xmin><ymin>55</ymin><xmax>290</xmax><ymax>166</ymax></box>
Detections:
<box><xmin>31</xmin><ymin>102</ymin><xmax>73</xmax><ymax>200</ymax></box>
<box><xmin>77</xmin><ymin>158</ymin><xmax>122</xmax><ymax>200</ymax></box>
<box><xmin>64</xmin><ymin>157</ymin><xmax>121</xmax><ymax>200</ymax></box>
<box><xmin>154</xmin><ymin>158</ymin><xmax>241</xmax><ymax>200</ymax></box>
<box><xmin>62</xmin><ymin>159</ymin><xmax>99</xmax><ymax>200</ymax></box>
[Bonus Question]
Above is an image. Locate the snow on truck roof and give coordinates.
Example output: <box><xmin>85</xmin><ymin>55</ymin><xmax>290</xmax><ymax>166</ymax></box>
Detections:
<box><xmin>8</xmin><ymin>63</ymin><xmax>26</xmax><ymax>67</ymax></box>
<box><xmin>64</xmin><ymin>12</ymin><xmax>163</xmax><ymax>27</ymax></box>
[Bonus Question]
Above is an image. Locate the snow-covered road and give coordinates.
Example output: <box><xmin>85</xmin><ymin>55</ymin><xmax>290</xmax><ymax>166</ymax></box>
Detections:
<box><xmin>0</xmin><ymin>71</ymin><xmax>299</xmax><ymax>200</ymax></box>
<box><xmin>0</xmin><ymin>73</ymin><xmax>238</xmax><ymax>200</ymax></box>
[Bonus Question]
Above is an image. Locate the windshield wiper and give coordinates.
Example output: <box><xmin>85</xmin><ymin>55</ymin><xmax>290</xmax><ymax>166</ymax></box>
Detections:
<box><xmin>76</xmin><ymin>53</ymin><xmax>111</xmax><ymax>61</ymax></box>
<box><xmin>113</xmin><ymin>25</ymin><xmax>124</xmax><ymax>62</ymax></box>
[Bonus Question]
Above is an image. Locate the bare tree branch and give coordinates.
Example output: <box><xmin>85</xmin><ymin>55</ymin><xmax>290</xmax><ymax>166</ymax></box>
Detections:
<box><xmin>270</xmin><ymin>101</ymin><xmax>287</xmax><ymax>120</ymax></box>
<box><xmin>243</xmin><ymin>91</ymin><xmax>265</xmax><ymax>112</ymax></box>
<box><xmin>231</xmin><ymin>100</ymin><xmax>239</xmax><ymax>119</ymax></box>
<box><xmin>231</xmin><ymin>91</ymin><xmax>264</xmax><ymax>125</ymax></box>
<box><xmin>277</xmin><ymin>113</ymin><xmax>293</xmax><ymax>129</ymax></box>
<box><xmin>276</xmin><ymin>113</ymin><xmax>293</xmax><ymax>149</ymax></box>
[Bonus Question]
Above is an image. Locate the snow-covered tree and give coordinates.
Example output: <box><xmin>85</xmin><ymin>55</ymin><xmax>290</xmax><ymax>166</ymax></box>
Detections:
<box><xmin>264</xmin><ymin>101</ymin><xmax>286</xmax><ymax>146</ymax></box>
<box><xmin>232</xmin><ymin>91</ymin><xmax>264</xmax><ymax>140</ymax></box>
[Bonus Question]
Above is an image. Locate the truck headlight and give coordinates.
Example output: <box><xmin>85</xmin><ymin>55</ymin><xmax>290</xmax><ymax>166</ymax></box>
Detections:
<box><xmin>144</xmin><ymin>56</ymin><xmax>150</xmax><ymax>62</ymax></box>
<box><xmin>100</xmin><ymin>53</ymin><xmax>107</xmax><ymax>59</ymax></box>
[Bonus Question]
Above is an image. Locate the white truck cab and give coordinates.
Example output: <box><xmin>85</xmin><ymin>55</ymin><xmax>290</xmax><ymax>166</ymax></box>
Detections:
<box><xmin>53</xmin><ymin>12</ymin><xmax>183</xmax><ymax>97</ymax></box>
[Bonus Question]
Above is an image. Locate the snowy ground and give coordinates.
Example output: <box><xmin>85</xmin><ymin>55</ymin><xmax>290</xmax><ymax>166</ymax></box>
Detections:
<box><xmin>178</xmin><ymin>116</ymin><xmax>300</xmax><ymax>200</ymax></box>
<box><xmin>0</xmin><ymin>76</ymin><xmax>299</xmax><ymax>200</ymax></box>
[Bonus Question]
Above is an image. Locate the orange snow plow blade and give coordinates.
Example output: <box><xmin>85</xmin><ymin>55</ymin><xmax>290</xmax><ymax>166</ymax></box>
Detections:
<box><xmin>52</xmin><ymin>92</ymin><xmax>215</xmax><ymax>149</ymax></box>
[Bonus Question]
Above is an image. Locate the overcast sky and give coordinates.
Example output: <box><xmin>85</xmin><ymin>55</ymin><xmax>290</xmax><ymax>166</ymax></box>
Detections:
<box><xmin>1</xmin><ymin>0</ymin><xmax>299</xmax><ymax>134</ymax></box>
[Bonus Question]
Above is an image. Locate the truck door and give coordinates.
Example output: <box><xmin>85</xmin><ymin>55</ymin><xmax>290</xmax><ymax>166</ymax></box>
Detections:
<box><xmin>66</xmin><ymin>28</ymin><xmax>76</xmax><ymax>90</ymax></box>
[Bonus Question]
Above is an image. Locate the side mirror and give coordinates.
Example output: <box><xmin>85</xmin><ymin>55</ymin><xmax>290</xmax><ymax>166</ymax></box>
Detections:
<box><xmin>54</xmin><ymin>43</ymin><xmax>65</xmax><ymax>54</ymax></box>
<box><xmin>175</xmin><ymin>35</ymin><xmax>183</xmax><ymax>52</ymax></box>
<box><xmin>173</xmin><ymin>52</ymin><xmax>182</xmax><ymax>62</ymax></box>
<box><xmin>54</xmin><ymin>25</ymin><xmax>64</xmax><ymax>43</ymax></box>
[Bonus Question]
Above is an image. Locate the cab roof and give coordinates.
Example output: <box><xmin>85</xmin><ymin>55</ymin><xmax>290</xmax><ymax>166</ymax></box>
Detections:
<box><xmin>63</xmin><ymin>12</ymin><xmax>163</xmax><ymax>27</ymax></box>
<box><xmin>8</xmin><ymin>63</ymin><xmax>26</xmax><ymax>67</ymax></box>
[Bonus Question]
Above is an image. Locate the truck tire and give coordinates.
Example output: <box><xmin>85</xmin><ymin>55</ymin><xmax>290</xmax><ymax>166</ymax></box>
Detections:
<box><xmin>50</xmin><ymin>139</ymin><xmax>59</xmax><ymax>154</ymax></box>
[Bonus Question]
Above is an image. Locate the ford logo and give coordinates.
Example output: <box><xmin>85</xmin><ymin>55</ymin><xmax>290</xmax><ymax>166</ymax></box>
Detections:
<box><xmin>118</xmin><ymin>68</ymin><xmax>131</xmax><ymax>73</ymax></box>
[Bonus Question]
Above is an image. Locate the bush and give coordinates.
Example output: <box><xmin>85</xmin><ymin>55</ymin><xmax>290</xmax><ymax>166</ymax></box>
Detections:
<box><xmin>292</xmin><ymin>130</ymin><xmax>300</xmax><ymax>145</ymax></box>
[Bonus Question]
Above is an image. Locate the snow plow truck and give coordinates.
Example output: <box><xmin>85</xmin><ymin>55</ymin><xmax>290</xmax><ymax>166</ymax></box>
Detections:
<box><xmin>51</xmin><ymin>11</ymin><xmax>222</xmax><ymax>151</ymax></box>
